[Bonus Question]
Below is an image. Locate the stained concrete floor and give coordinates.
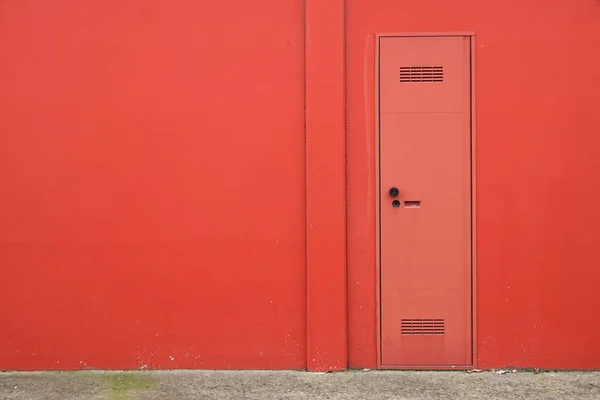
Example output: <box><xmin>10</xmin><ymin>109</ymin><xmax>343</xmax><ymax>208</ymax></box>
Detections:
<box><xmin>0</xmin><ymin>370</ymin><xmax>599</xmax><ymax>400</ymax></box>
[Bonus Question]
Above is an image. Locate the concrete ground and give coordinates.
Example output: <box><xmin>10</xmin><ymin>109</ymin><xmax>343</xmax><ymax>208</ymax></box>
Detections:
<box><xmin>0</xmin><ymin>370</ymin><xmax>599</xmax><ymax>400</ymax></box>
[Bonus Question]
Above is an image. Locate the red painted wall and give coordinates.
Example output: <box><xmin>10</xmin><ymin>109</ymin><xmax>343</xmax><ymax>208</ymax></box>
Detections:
<box><xmin>347</xmin><ymin>0</ymin><xmax>600</xmax><ymax>369</ymax></box>
<box><xmin>0</xmin><ymin>0</ymin><xmax>308</xmax><ymax>370</ymax></box>
<box><xmin>305</xmin><ymin>0</ymin><xmax>347</xmax><ymax>372</ymax></box>
<box><xmin>2</xmin><ymin>0</ymin><xmax>600</xmax><ymax>371</ymax></box>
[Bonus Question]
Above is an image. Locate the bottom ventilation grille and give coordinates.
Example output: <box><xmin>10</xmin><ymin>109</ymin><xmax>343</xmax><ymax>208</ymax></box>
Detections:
<box><xmin>401</xmin><ymin>319</ymin><xmax>445</xmax><ymax>335</ymax></box>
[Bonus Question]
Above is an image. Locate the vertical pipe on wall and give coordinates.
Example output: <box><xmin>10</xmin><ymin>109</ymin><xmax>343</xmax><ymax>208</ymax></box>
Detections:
<box><xmin>305</xmin><ymin>0</ymin><xmax>347</xmax><ymax>372</ymax></box>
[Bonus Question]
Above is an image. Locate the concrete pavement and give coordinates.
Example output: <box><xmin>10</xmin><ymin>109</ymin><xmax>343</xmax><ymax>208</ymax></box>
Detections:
<box><xmin>1</xmin><ymin>370</ymin><xmax>599</xmax><ymax>399</ymax></box>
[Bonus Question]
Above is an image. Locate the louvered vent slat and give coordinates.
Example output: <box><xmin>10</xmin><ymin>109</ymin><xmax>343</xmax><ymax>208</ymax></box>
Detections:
<box><xmin>399</xmin><ymin>66</ymin><xmax>444</xmax><ymax>83</ymax></box>
<box><xmin>401</xmin><ymin>318</ymin><xmax>445</xmax><ymax>335</ymax></box>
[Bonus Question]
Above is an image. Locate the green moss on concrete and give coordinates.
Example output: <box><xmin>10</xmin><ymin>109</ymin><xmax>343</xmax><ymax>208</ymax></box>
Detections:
<box><xmin>105</xmin><ymin>373</ymin><xmax>158</xmax><ymax>400</ymax></box>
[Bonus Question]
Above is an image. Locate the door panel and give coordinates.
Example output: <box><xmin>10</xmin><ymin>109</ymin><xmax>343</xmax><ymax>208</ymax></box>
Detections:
<box><xmin>379</xmin><ymin>36</ymin><xmax>472</xmax><ymax>366</ymax></box>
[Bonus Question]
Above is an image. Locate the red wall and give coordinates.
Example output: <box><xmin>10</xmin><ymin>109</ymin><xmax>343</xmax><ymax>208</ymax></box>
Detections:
<box><xmin>0</xmin><ymin>0</ymin><xmax>308</xmax><ymax>370</ymax></box>
<box><xmin>1</xmin><ymin>0</ymin><xmax>600</xmax><ymax>371</ymax></box>
<box><xmin>347</xmin><ymin>0</ymin><xmax>600</xmax><ymax>369</ymax></box>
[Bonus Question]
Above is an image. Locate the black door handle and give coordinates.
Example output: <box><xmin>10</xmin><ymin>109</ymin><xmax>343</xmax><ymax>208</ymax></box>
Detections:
<box><xmin>389</xmin><ymin>187</ymin><xmax>399</xmax><ymax>197</ymax></box>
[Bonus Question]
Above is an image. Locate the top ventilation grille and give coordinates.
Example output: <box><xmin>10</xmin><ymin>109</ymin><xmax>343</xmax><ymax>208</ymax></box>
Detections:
<box><xmin>401</xmin><ymin>319</ymin><xmax>445</xmax><ymax>335</ymax></box>
<box><xmin>400</xmin><ymin>66</ymin><xmax>443</xmax><ymax>83</ymax></box>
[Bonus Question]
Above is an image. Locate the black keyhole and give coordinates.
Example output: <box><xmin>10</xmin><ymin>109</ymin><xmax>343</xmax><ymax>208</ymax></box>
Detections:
<box><xmin>389</xmin><ymin>187</ymin><xmax>399</xmax><ymax>197</ymax></box>
<box><xmin>392</xmin><ymin>200</ymin><xmax>401</xmax><ymax>208</ymax></box>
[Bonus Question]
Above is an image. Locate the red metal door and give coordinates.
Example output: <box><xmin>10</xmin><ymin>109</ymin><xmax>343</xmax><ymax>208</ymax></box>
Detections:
<box><xmin>379</xmin><ymin>36</ymin><xmax>472</xmax><ymax>367</ymax></box>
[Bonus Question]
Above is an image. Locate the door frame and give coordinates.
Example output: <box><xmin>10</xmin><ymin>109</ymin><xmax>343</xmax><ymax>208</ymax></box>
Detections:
<box><xmin>374</xmin><ymin>32</ymin><xmax>477</xmax><ymax>370</ymax></box>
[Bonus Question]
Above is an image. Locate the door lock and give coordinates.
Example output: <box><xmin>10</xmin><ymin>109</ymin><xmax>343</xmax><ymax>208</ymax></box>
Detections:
<box><xmin>389</xmin><ymin>187</ymin><xmax>399</xmax><ymax>197</ymax></box>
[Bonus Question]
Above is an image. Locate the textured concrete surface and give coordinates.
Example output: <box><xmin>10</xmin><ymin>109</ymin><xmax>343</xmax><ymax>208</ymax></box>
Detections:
<box><xmin>0</xmin><ymin>370</ymin><xmax>599</xmax><ymax>399</ymax></box>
